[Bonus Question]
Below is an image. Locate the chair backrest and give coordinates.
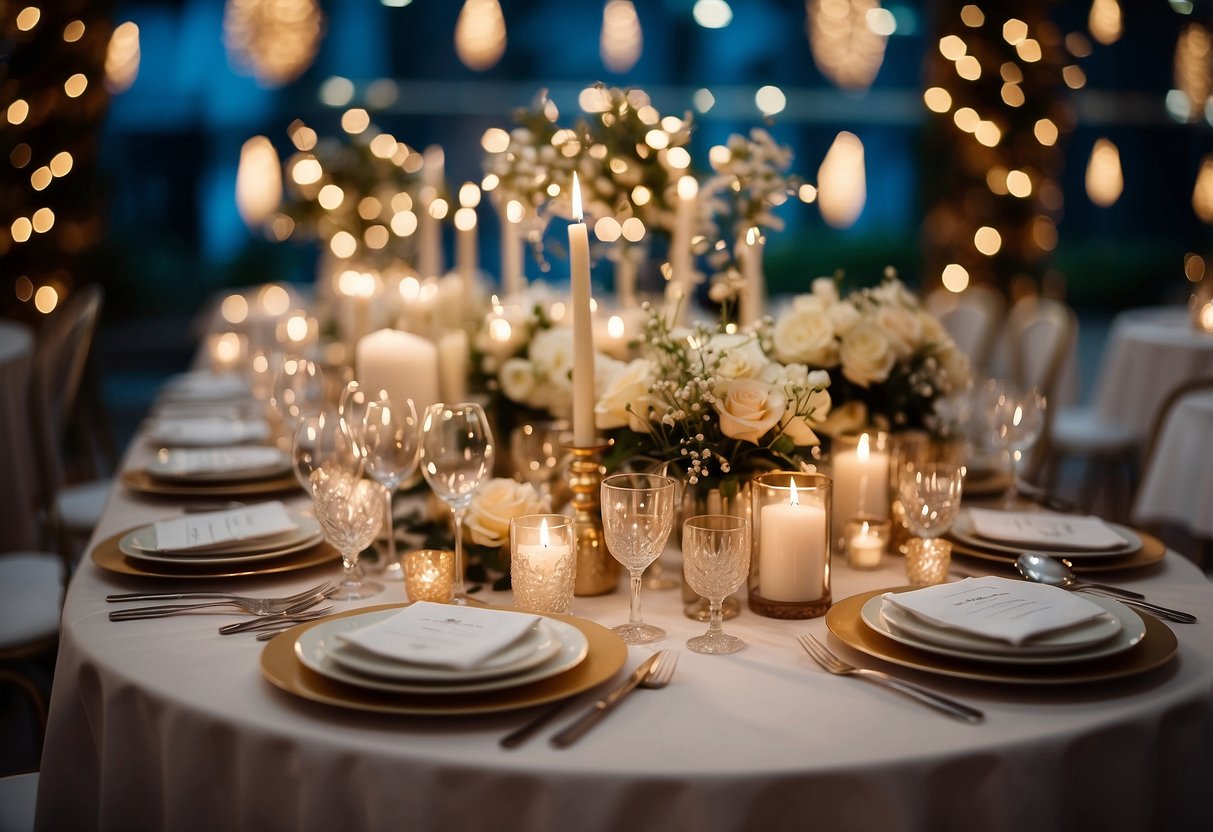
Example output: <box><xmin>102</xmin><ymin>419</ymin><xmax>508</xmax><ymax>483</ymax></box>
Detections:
<box><xmin>1003</xmin><ymin>295</ymin><xmax>1077</xmax><ymax>401</ymax></box>
<box><xmin>925</xmin><ymin>284</ymin><xmax>1005</xmax><ymax>375</ymax></box>
<box><xmin>28</xmin><ymin>284</ymin><xmax>104</xmax><ymax>537</ymax></box>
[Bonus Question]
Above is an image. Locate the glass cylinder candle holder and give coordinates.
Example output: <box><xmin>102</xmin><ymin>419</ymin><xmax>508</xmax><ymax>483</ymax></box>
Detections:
<box><xmin>206</xmin><ymin>332</ymin><xmax>247</xmax><ymax>376</ymax></box>
<box><xmin>403</xmin><ymin>549</ymin><xmax>454</xmax><ymax>603</ymax></box>
<box><xmin>905</xmin><ymin>538</ymin><xmax>952</xmax><ymax>586</ymax></box>
<box><xmin>748</xmin><ymin>472</ymin><xmax>832</xmax><ymax>619</ymax></box>
<box><xmin>845</xmin><ymin>515</ymin><xmax>889</xmax><ymax>570</ymax></box>
<box><xmin>510</xmin><ymin>514</ymin><xmax>576</xmax><ymax>614</ymax></box>
<box><xmin>829</xmin><ymin>430</ymin><xmax>891</xmax><ymax>551</ymax></box>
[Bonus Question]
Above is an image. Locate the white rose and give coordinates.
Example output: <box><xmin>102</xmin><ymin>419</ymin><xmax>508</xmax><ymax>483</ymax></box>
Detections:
<box><xmin>875</xmin><ymin>305</ymin><xmax>922</xmax><ymax>359</ymax></box>
<box><xmin>780</xmin><ymin>386</ymin><xmax>831</xmax><ymax>447</ymax></box>
<box><xmin>529</xmin><ymin>328</ymin><xmax>575</xmax><ymax>380</ymax></box>
<box><xmin>839</xmin><ymin>321</ymin><xmax>896</xmax><ymax>388</ymax></box>
<box><xmin>705</xmin><ymin>333</ymin><xmax>769</xmax><ymax>387</ymax></box>
<box><xmin>595</xmin><ymin>358</ymin><xmax>656</xmax><ymax>431</ymax></box>
<box><xmin>918</xmin><ymin>311</ymin><xmax>947</xmax><ymax>346</ymax></box>
<box><xmin>812</xmin><ymin>277</ymin><xmax>840</xmax><ymax>305</ymax></box>
<box><xmin>714</xmin><ymin>379</ymin><xmax>786</xmax><ymax>444</ymax></box>
<box><xmin>817</xmin><ymin>399</ymin><xmax>869</xmax><ymax>437</ymax></box>
<box><xmin>772</xmin><ymin>306</ymin><xmax>838</xmax><ymax>367</ymax></box>
<box><xmin>829</xmin><ymin>300</ymin><xmax>862</xmax><ymax>336</ymax></box>
<box><xmin>937</xmin><ymin>342</ymin><xmax>972</xmax><ymax>391</ymax></box>
<box><xmin>499</xmin><ymin>358</ymin><xmax>536</xmax><ymax>404</ymax></box>
<box><xmin>463</xmin><ymin>478</ymin><xmax>550</xmax><ymax>548</ymax></box>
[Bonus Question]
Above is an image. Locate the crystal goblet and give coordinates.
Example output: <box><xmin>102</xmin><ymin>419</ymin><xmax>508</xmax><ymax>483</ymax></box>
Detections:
<box><xmin>309</xmin><ymin>467</ymin><xmax>386</xmax><ymax>600</ymax></box>
<box><xmin>600</xmin><ymin>472</ymin><xmax>676</xmax><ymax>644</ymax></box>
<box><xmin>682</xmin><ymin>514</ymin><xmax>750</xmax><ymax>654</ymax></box>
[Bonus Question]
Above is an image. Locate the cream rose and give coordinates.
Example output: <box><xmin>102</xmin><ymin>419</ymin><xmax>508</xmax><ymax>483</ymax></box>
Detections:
<box><xmin>498</xmin><ymin>358</ymin><xmax>536</xmax><ymax>404</ymax></box>
<box><xmin>705</xmin><ymin>333</ymin><xmax>770</xmax><ymax>387</ymax></box>
<box><xmin>811</xmin><ymin>276</ymin><xmax>840</xmax><ymax>305</ymax></box>
<box><xmin>875</xmin><ymin>305</ymin><xmax>922</xmax><ymax>359</ymax></box>
<box><xmin>828</xmin><ymin>300</ymin><xmax>862</xmax><ymax>336</ymax></box>
<box><xmin>715</xmin><ymin>379</ymin><xmax>786</xmax><ymax>444</ymax></box>
<box><xmin>463</xmin><ymin>478</ymin><xmax>550</xmax><ymax>548</ymax></box>
<box><xmin>596</xmin><ymin>358</ymin><xmax>656</xmax><ymax>431</ymax></box>
<box><xmin>937</xmin><ymin>342</ymin><xmax>972</xmax><ymax>391</ymax></box>
<box><xmin>772</xmin><ymin>305</ymin><xmax>838</xmax><ymax>367</ymax></box>
<box><xmin>839</xmin><ymin>322</ymin><xmax>896</xmax><ymax>388</ymax></box>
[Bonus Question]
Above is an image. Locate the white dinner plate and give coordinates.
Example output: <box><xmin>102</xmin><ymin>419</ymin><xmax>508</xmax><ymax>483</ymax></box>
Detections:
<box><xmin>328</xmin><ymin>616</ymin><xmax>564</xmax><ymax>682</ymax></box>
<box><xmin>145</xmin><ymin>418</ymin><xmax>271</xmax><ymax>448</ymax></box>
<box><xmin>145</xmin><ymin>447</ymin><xmax>290</xmax><ymax>483</ymax></box>
<box><xmin>950</xmin><ymin>509</ymin><xmax>1141</xmax><ymax>559</ymax></box>
<box><xmin>295</xmin><ymin>611</ymin><xmax>589</xmax><ymax>695</ymax></box>
<box><xmin>860</xmin><ymin>593</ymin><xmax>1146</xmax><ymax>666</ymax></box>
<box><xmin>159</xmin><ymin>371</ymin><xmax>252</xmax><ymax>403</ymax></box>
<box><xmin>118</xmin><ymin>510</ymin><xmax>322</xmax><ymax>564</ymax></box>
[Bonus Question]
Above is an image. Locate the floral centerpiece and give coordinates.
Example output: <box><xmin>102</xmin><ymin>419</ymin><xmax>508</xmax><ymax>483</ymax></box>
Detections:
<box><xmin>771</xmin><ymin>269</ymin><xmax>972</xmax><ymax>435</ymax></box>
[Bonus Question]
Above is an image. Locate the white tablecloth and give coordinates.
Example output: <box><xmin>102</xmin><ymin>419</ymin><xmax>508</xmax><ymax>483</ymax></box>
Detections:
<box><xmin>1093</xmin><ymin>307</ymin><xmax>1213</xmax><ymax>442</ymax></box>
<box><xmin>1133</xmin><ymin>389</ymin><xmax>1213</xmax><ymax>539</ymax></box>
<box><xmin>0</xmin><ymin>319</ymin><xmax>39</xmax><ymax>551</ymax></box>
<box><xmin>36</xmin><ymin>426</ymin><xmax>1213</xmax><ymax>832</ymax></box>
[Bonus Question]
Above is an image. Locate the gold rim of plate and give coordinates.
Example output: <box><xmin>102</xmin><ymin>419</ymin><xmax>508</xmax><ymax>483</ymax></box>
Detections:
<box><xmin>120</xmin><ymin>468</ymin><xmax>302</xmax><ymax>498</ymax></box>
<box><xmin>825</xmin><ymin>587</ymin><xmax>1178</xmax><ymax>686</ymax></box>
<box><xmin>260</xmin><ymin>604</ymin><xmax>629</xmax><ymax>716</ymax></box>
<box><xmin>947</xmin><ymin>528</ymin><xmax>1167</xmax><ymax>574</ymax></box>
<box><xmin>91</xmin><ymin>528</ymin><xmax>340</xmax><ymax>579</ymax></box>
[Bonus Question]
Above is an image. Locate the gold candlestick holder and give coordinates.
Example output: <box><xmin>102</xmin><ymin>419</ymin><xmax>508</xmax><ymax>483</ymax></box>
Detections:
<box><xmin>565</xmin><ymin>439</ymin><xmax>619</xmax><ymax>596</ymax></box>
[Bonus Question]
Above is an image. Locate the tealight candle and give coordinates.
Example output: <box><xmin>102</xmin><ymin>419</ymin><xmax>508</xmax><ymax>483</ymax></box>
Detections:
<box><xmin>403</xmin><ymin>549</ymin><xmax>454</xmax><ymax>603</ymax></box>
<box><xmin>845</xmin><ymin>516</ymin><xmax>889</xmax><ymax>570</ymax></box>
<box><xmin>831</xmin><ymin>431</ymin><xmax>890</xmax><ymax>546</ymax></box>
<box><xmin>511</xmin><ymin>514</ymin><xmax>575</xmax><ymax>613</ymax></box>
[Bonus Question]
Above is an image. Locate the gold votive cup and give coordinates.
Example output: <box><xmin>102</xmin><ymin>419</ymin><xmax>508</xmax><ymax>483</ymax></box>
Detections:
<box><xmin>510</xmin><ymin>514</ymin><xmax>576</xmax><ymax>613</ymax></box>
<box><xmin>403</xmin><ymin>549</ymin><xmax>454</xmax><ymax>603</ymax></box>
<box><xmin>845</xmin><ymin>515</ymin><xmax>889</xmax><ymax>570</ymax></box>
<box><xmin>905</xmin><ymin>538</ymin><xmax>951</xmax><ymax>586</ymax></box>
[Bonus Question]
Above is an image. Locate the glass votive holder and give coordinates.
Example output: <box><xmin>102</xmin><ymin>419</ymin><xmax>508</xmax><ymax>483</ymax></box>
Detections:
<box><xmin>510</xmin><ymin>514</ymin><xmax>576</xmax><ymax>614</ymax></box>
<box><xmin>829</xmin><ymin>430</ymin><xmax>891</xmax><ymax>551</ymax></box>
<box><xmin>845</xmin><ymin>515</ymin><xmax>889</xmax><ymax>570</ymax></box>
<box><xmin>403</xmin><ymin>549</ymin><xmax>454</xmax><ymax>603</ymax></box>
<box><xmin>748</xmin><ymin>471</ymin><xmax>832</xmax><ymax>619</ymax></box>
<box><xmin>905</xmin><ymin>538</ymin><xmax>952</xmax><ymax>586</ymax></box>
<box><xmin>206</xmin><ymin>332</ymin><xmax>247</xmax><ymax>375</ymax></box>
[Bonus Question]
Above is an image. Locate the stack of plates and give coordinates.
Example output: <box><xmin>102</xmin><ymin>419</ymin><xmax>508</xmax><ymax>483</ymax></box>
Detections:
<box><xmin>145</xmin><ymin>446</ymin><xmax>291</xmax><ymax>484</ymax></box>
<box><xmin>117</xmin><ymin>508</ymin><xmax>322</xmax><ymax>568</ymax></box>
<box><xmin>260</xmin><ymin>605</ymin><xmax>629</xmax><ymax>715</ymax></box>
<box><xmin>947</xmin><ymin>508</ymin><xmax>1165</xmax><ymax>573</ymax></box>
<box><xmin>158</xmin><ymin>371</ymin><xmax>252</xmax><ymax>404</ymax></box>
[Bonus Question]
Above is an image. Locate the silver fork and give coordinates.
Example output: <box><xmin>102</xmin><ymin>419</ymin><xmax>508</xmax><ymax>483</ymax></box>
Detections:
<box><xmin>797</xmin><ymin>634</ymin><xmax>983</xmax><ymax>724</ymax></box>
<box><xmin>107</xmin><ymin>582</ymin><xmax>331</xmax><ymax>605</ymax></box>
<box><xmin>108</xmin><ymin>583</ymin><xmax>335</xmax><ymax>621</ymax></box>
<box><xmin>219</xmin><ymin>606</ymin><xmax>334</xmax><ymax>635</ymax></box>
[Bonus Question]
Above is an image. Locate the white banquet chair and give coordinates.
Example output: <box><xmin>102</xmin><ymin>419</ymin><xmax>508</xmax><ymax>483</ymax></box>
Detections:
<box><xmin>925</xmin><ymin>284</ymin><xmax>1005</xmax><ymax>376</ymax></box>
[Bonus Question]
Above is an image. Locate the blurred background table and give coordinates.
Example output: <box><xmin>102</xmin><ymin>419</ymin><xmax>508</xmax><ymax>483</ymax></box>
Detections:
<box><xmin>0</xmin><ymin>319</ymin><xmax>39</xmax><ymax>552</ymax></box>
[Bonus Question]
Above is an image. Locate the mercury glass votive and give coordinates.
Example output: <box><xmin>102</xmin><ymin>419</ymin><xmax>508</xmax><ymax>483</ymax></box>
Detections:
<box><xmin>905</xmin><ymin>538</ymin><xmax>952</xmax><ymax>586</ymax></box>
<box><xmin>845</xmin><ymin>516</ymin><xmax>889</xmax><ymax>570</ymax></box>
<box><xmin>748</xmin><ymin>472</ymin><xmax>832</xmax><ymax>620</ymax></box>
<box><xmin>510</xmin><ymin>514</ymin><xmax>576</xmax><ymax>614</ymax></box>
<box><xmin>403</xmin><ymin>549</ymin><xmax>454</xmax><ymax>603</ymax></box>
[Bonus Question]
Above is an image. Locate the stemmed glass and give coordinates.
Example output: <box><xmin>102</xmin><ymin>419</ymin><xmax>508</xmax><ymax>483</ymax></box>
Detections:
<box><xmin>420</xmin><ymin>402</ymin><xmax>495</xmax><ymax>604</ymax></box>
<box><xmin>510</xmin><ymin>419</ymin><xmax>568</xmax><ymax>499</ymax></box>
<box><xmin>985</xmin><ymin>381</ymin><xmax>1046</xmax><ymax>507</ymax></box>
<box><xmin>363</xmin><ymin>395</ymin><xmax>420</xmax><ymax>581</ymax></box>
<box><xmin>682</xmin><ymin>514</ymin><xmax>751</xmax><ymax>654</ymax></box>
<box><xmin>270</xmin><ymin>356</ymin><xmax>326</xmax><ymax>447</ymax></box>
<box><xmin>309</xmin><ymin>465</ymin><xmax>387</xmax><ymax>600</ymax></box>
<box><xmin>600</xmin><ymin>472</ymin><xmax>676</xmax><ymax>644</ymax></box>
<box><xmin>898</xmin><ymin>463</ymin><xmax>965</xmax><ymax>586</ymax></box>
<box><xmin>291</xmin><ymin>410</ymin><xmax>360</xmax><ymax>492</ymax></box>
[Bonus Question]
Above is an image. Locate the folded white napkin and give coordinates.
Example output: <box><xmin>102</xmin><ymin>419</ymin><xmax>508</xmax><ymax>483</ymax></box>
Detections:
<box><xmin>152</xmin><ymin>501</ymin><xmax>296</xmax><ymax>552</ymax></box>
<box><xmin>157</xmin><ymin>446</ymin><xmax>283</xmax><ymax>475</ymax></box>
<box><xmin>882</xmin><ymin>577</ymin><xmax>1109</xmax><ymax>646</ymax></box>
<box><xmin>966</xmin><ymin>508</ymin><xmax>1126</xmax><ymax>551</ymax></box>
<box><xmin>148</xmin><ymin>418</ymin><xmax>269</xmax><ymax>447</ymax></box>
<box><xmin>335</xmin><ymin>602</ymin><xmax>542</xmax><ymax>671</ymax></box>
<box><xmin>163</xmin><ymin>371</ymin><xmax>250</xmax><ymax>400</ymax></box>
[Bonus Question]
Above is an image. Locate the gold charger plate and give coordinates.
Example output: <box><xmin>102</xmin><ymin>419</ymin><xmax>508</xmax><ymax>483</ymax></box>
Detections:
<box><xmin>948</xmin><ymin>528</ymin><xmax>1167</xmax><ymax>574</ymax></box>
<box><xmin>120</xmin><ymin>468</ymin><xmax>302</xmax><ymax>498</ymax></box>
<box><xmin>826</xmin><ymin>587</ymin><xmax>1178</xmax><ymax>685</ymax></box>
<box><xmin>260</xmin><ymin>604</ymin><xmax>629</xmax><ymax>716</ymax></box>
<box><xmin>961</xmin><ymin>469</ymin><xmax>1012</xmax><ymax>498</ymax></box>
<box><xmin>91</xmin><ymin>528</ymin><xmax>339</xmax><ymax>579</ymax></box>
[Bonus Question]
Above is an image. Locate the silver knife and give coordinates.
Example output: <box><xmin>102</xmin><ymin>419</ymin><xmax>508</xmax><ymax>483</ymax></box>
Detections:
<box><xmin>549</xmin><ymin>652</ymin><xmax>661</xmax><ymax>748</ymax></box>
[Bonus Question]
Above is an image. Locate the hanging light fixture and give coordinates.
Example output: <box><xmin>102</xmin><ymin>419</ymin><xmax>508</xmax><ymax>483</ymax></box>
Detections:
<box><xmin>1088</xmin><ymin>0</ymin><xmax>1122</xmax><ymax>46</ymax></box>
<box><xmin>816</xmin><ymin>131</ymin><xmax>867</xmax><ymax>228</ymax></box>
<box><xmin>1085</xmin><ymin>138</ymin><xmax>1123</xmax><ymax>207</ymax></box>
<box><xmin>236</xmin><ymin>136</ymin><xmax>282</xmax><ymax>230</ymax></box>
<box><xmin>105</xmin><ymin>21</ymin><xmax>140</xmax><ymax>93</ymax></box>
<box><xmin>223</xmin><ymin>0</ymin><xmax>324</xmax><ymax>87</ymax></box>
<box><xmin>1174</xmin><ymin>23</ymin><xmax>1212</xmax><ymax>122</ymax></box>
<box><xmin>1193</xmin><ymin>155</ymin><xmax>1213</xmax><ymax>223</ymax></box>
<box><xmin>455</xmin><ymin>0</ymin><xmax>507</xmax><ymax>71</ymax></box>
<box><xmin>806</xmin><ymin>0</ymin><xmax>889</xmax><ymax>92</ymax></box>
<box><xmin>600</xmin><ymin>0</ymin><xmax>642</xmax><ymax>73</ymax></box>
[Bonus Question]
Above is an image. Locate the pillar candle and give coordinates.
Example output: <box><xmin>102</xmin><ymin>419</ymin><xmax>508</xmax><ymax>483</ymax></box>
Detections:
<box><xmin>568</xmin><ymin>173</ymin><xmax>596</xmax><ymax>447</ymax></box>
<box><xmin>759</xmin><ymin>482</ymin><xmax>827</xmax><ymax>602</ymax></box>
<box><xmin>454</xmin><ymin>207</ymin><xmax>477</xmax><ymax>295</ymax></box>
<box><xmin>670</xmin><ymin>175</ymin><xmax>698</xmax><ymax>320</ymax></box>
<box><xmin>355</xmin><ymin>329</ymin><xmax>440</xmax><ymax>419</ymax></box>
<box><xmin>418</xmin><ymin>145</ymin><xmax>445</xmax><ymax>279</ymax></box>
<box><xmin>437</xmin><ymin>329</ymin><xmax>469</xmax><ymax>403</ymax></box>
<box><xmin>738</xmin><ymin>227</ymin><xmax>765</xmax><ymax>326</ymax></box>
<box><xmin>832</xmin><ymin>433</ymin><xmax>890</xmax><ymax>535</ymax></box>
<box><xmin>502</xmin><ymin>199</ymin><xmax>525</xmax><ymax>296</ymax></box>
<box><xmin>615</xmin><ymin>243</ymin><xmax>637</xmax><ymax>308</ymax></box>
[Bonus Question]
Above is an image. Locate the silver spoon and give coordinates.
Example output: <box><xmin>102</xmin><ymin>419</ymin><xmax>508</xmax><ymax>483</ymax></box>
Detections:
<box><xmin>1015</xmin><ymin>553</ymin><xmax>1197</xmax><ymax>624</ymax></box>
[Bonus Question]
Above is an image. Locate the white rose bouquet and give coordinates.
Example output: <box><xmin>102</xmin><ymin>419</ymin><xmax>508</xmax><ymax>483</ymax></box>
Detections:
<box><xmin>771</xmin><ymin>270</ymin><xmax>972</xmax><ymax>435</ymax></box>
<box><xmin>598</xmin><ymin>305</ymin><xmax>832</xmax><ymax>491</ymax></box>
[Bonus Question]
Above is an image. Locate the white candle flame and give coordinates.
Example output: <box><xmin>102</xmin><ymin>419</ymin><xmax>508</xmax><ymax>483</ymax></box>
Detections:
<box><xmin>539</xmin><ymin>517</ymin><xmax>550</xmax><ymax>548</ymax></box>
<box><xmin>857</xmin><ymin>432</ymin><xmax>870</xmax><ymax>462</ymax></box>
<box><xmin>789</xmin><ymin>477</ymin><xmax>800</xmax><ymax>507</ymax></box>
<box><xmin>572</xmin><ymin>171</ymin><xmax>584</xmax><ymax>221</ymax></box>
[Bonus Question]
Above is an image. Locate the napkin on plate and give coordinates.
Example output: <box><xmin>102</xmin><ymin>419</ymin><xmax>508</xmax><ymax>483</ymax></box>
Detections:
<box><xmin>152</xmin><ymin>501</ymin><xmax>297</xmax><ymax>552</ymax></box>
<box><xmin>148</xmin><ymin>417</ymin><xmax>270</xmax><ymax>446</ymax></box>
<box><xmin>966</xmin><ymin>508</ymin><xmax>1126</xmax><ymax>551</ymax></box>
<box><xmin>881</xmin><ymin>577</ymin><xmax>1110</xmax><ymax>646</ymax></box>
<box><xmin>162</xmin><ymin>371</ymin><xmax>250</xmax><ymax>401</ymax></box>
<box><xmin>335</xmin><ymin>602</ymin><xmax>542</xmax><ymax>671</ymax></box>
<box><xmin>156</xmin><ymin>446</ymin><xmax>283</xmax><ymax>476</ymax></box>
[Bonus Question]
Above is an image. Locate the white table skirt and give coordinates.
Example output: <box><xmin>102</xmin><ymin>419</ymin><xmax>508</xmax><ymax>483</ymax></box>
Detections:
<box><xmin>1133</xmin><ymin>389</ymin><xmax>1213</xmax><ymax>539</ymax></box>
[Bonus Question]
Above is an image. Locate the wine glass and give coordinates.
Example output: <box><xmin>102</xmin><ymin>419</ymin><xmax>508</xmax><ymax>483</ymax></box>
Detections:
<box><xmin>419</xmin><ymin>402</ymin><xmax>495</xmax><ymax>604</ymax></box>
<box><xmin>985</xmin><ymin>381</ymin><xmax>1046</xmax><ymax>507</ymax></box>
<box><xmin>682</xmin><ymin>514</ymin><xmax>751</xmax><ymax>655</ymax></box>
<box><xmin>600</xmin><ymin>472</ymin><xmax>676</xmax><ymax>644</ymax></box>
<box><xmin>363</xmin><ymin>395</ymin><xmax>420</xmax><ymax>581</ymax></box>
<box><xmin>510</xmin><ymin>419</ymin><xmax>569</xmax><ymax>497</ymax></box>
<box><xmin>291</xmin><ymin>410</ymin><xmax>360</xmax><ymax>492</ymax></box>
<box><xmin>309</xmin><ymin>466</ymin><xmax>387</xmax><ymax>600</ymax></box>
<box><xmin>899</xmin><ymin>463</ymin><xmax>965</xmax><ymax>586</ymax></box>
<box><xmin>270</xmin><ymin>356</ymin><xmax>326</xmax><ymax>447</ymax></box>
<box><xmin>338</xmin><ymin>380</ymin><xmax>374</xmax><ymax>457</ymax></box>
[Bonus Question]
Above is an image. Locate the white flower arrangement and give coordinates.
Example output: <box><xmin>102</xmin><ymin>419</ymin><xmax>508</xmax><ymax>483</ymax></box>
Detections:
<box><xmin>463</xmin><ymin>478</ymin><xmax>550</xmax><ymax>548</ymax></box>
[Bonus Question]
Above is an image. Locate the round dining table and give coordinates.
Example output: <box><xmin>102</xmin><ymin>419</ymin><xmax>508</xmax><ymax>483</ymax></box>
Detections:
<box><xmin>1134</xmin><ymin>387</ymin><xmax>1213</xmax><ymax>540</ymax></box>
<box><xmin>36</xmin><ymin>431</ymin><xmax>1213</xmax><ymax>832</ymax></box>
<box><xmin>0</xmin><ymin>318</ymin><xmax>39</xmax><ymax>552</ymax></box>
